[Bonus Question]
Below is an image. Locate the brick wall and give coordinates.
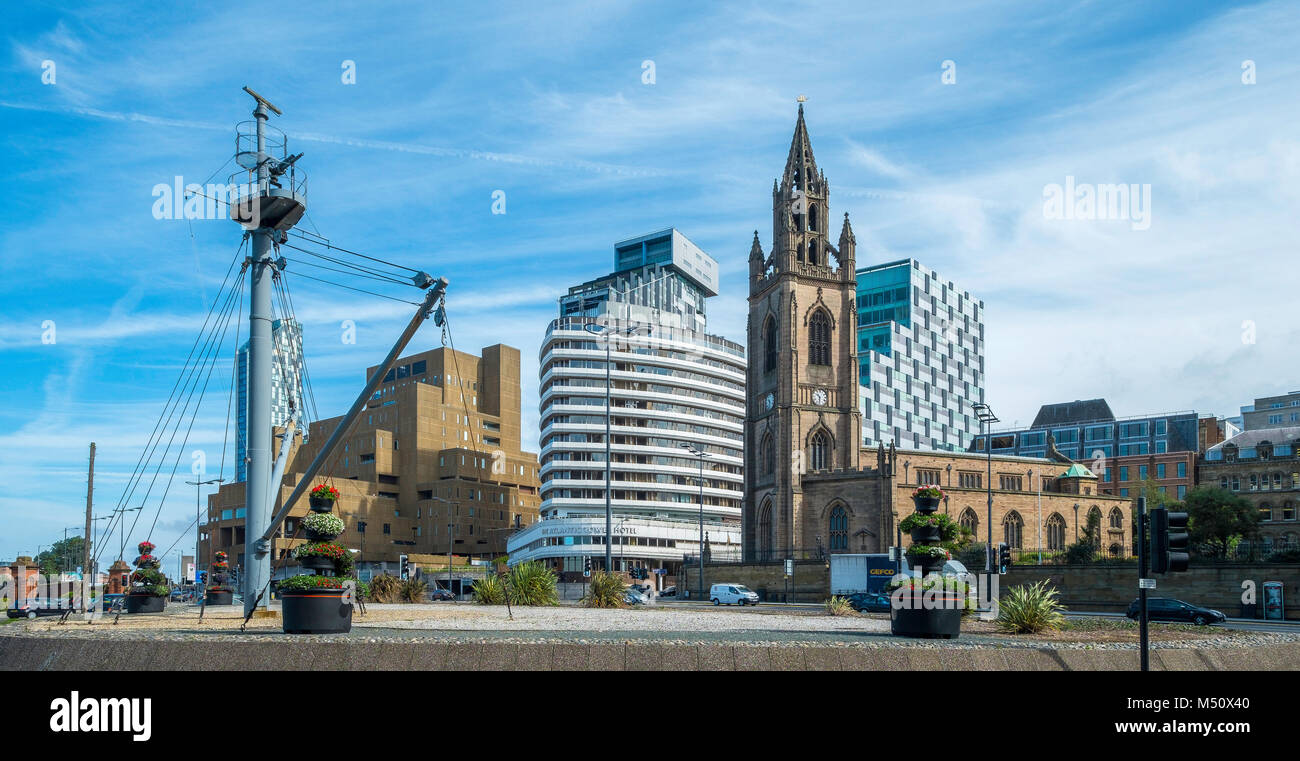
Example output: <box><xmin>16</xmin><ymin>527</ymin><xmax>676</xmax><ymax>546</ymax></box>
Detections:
<box><xmin>1003</xmin><ymin>563</ymin><xmax>1300</xmax><ymax>619</ymax></box>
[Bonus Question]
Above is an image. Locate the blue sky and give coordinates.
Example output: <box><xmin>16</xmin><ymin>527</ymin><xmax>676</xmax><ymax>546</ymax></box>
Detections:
<box><xmin>1</xmin><ymin>0</ymin><xmax>1297</xmax><ymax>562</ymax></box>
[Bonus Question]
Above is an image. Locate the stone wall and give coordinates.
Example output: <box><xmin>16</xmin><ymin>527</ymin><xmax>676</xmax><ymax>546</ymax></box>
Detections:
<box><xmin>678</xmin><ymin>560</ymin><xmax>829</xmax><ymax>603</ymax></box>
<box><xmin>1003</xmin><ymin>563</ymin><xmax>1300</xmax><ymax>619</ymax></box>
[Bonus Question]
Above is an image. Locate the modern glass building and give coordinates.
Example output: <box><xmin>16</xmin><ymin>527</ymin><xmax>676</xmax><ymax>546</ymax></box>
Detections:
<box><xmin>235</xmin><ymin>317</ymin><xmax>306</xmax><ymax>482</ymax></box>
<box><xmin>507</xmin><ymin>229</ymin><xmax>745</xmax><ymax>582</ymax></box>
<box><xmin>970</xmin><ymin>400</ymin><xmax>1200</xmax><ymax>460</ymax></box>
<box><xmin>855</xmin><ymin>258</ymin><xmax>985</xmax><ymax>452</ymax></box>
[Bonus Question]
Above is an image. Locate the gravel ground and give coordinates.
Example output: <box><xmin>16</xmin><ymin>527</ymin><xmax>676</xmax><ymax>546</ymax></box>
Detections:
<box><xmin>3</xmin><ymin>601</ymin><xmax>1298</xmax><ymax>650</ymax></box>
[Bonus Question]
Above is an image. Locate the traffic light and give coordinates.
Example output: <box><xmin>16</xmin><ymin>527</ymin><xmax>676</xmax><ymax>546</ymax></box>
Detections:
<box><xmin>1151</xmin><ymin>508</ymin><xmax>1190</xmax><ymax>573</ymax></box>
<box><xmin>583</xmin><ymin>557</ymin><xmax>592</xmax><ymax>574</ymax></box>
<box><xmin>997</xmin><ymin>543</ymin><xmax>1011</xmax><ymax>575</ymax></box>
<box><xmin>399</xmin><ymin>554</ymin><xmax>409</xmax><ymax>580</ymax></box>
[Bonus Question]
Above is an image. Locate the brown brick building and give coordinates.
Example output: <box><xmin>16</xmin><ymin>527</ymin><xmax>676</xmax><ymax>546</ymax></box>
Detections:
<box><xmin>201</xmin><ymin>344</ymin><xmax>542</xmax><ymax>579</ymax></box>
<box><xmin>1097</xmin><ymin>450</ymin><xmax>1196</xmax><ymax>503</ymax></box>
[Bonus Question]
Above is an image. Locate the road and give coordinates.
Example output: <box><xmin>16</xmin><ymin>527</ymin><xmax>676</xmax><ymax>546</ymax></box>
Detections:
<box><xmin>1064</xmin><ymin>610</ymin><xmax>1300</xmax><ymax>634</ymax></box>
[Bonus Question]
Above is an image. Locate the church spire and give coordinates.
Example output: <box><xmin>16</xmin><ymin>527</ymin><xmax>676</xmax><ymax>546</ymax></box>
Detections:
<box><xmin>782</xmin><ymin>102</ymin><xmax>819</xmax><ymax>192</ymax></box>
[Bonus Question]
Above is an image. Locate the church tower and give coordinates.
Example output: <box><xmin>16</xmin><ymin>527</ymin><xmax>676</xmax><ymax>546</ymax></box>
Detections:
<box><xmin>744</xmin><ymin>103</ymin><xmax>862</xmax><ymax>562</ymax></box>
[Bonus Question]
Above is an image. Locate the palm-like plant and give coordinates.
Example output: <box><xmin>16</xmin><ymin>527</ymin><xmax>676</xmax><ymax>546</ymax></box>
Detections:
<box><xmin>368</xmin><ymin>573</ymin><xmax>401</xmax><ymax>603</ymax></box>
<box><xmin>399</xmin><ymin>578</ymin><xmax>427</xmax><ymax>604</ymax></box>
<box><xmin>471</xmin><ymin>575</ymin><xmax>506</xmax><ymax>604</ymax></box>
<box><xmin>824</xmin><ymin>596</ymin><xmax>855</xmax><ymax>616</ymax></box>
<box><xmin>995</xmin><ymin>580</ymin><xmax>1066</xmax><ymax>634</ymax></box>
<box><xmin>581</xmin><ymin>571</ymin><xmax>627</xmax><ymax>608</ymax></box>
<box><xmin>506</xmin><ymin>561</ymin><xmax>559</xmax><ymax>606</ymax></box>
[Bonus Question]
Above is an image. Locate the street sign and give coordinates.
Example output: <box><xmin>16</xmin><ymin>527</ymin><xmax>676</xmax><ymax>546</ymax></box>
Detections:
<box><xmin>1138</xmin><ymin>578</ymin><xmax>1156</xmax><ymax>589</ymax></box>
<box><xmin>653</xmin><ymin>568</ymin><xmax>666</xmax><ymax>575</ymax></box>
<box><xmin>784</xmin><ymin>559</ymin><xmax>794</xmax><ymax>577</ymax></box>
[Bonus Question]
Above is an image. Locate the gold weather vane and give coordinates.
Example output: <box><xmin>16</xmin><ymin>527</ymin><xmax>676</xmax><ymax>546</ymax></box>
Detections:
<box><xmin>797</xmin><ymin>94</ymin><xmax>807</xmax><ymax>104</ymax></box>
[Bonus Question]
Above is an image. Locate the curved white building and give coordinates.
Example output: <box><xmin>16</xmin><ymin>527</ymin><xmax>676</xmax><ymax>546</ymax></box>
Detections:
<box><xmin>508</xmin><ymin>229</ymin><xmax>745</xmax><ymax>582</ymax></box>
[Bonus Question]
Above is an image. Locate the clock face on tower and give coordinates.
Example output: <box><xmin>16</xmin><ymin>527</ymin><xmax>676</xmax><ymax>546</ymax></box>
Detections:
<box><xmin>812</xmin><ymin>388</ymin><xmax>828</xmax><ymax>406</ymax></box>
<box><xmin>763</xmin><ymin>392</ymin><xmax>775</xmax><ymax>411</ymax></box>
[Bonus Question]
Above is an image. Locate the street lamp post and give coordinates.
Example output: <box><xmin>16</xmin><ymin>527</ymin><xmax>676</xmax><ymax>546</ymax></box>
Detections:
<box><xmin>186</xmin><ymin>478</ymin><xmax>224</xmax><ymax>585</ymax></box>
<box><xmin>113</xmin><ymin>507</ymin><xmax>143</xmax><ymax>563</ymax></box>
<box><xmin>429</xmin><ymin>496</ymin><xmax>458</xmax><ymax>594</ymax></box>
<box><xmin>972</xmin><ymin>403</ymin><xmax>999</xmax><ymax>573</ymax></box>
<box><xmin>585</xmin><ymin>320</ymin><xmax>650</xmax><ymax>573</ymax></box>
<box><xmin>679</xmin><ymin>442</ymin><xmax>710</xmax><ymax>602</ymax></box>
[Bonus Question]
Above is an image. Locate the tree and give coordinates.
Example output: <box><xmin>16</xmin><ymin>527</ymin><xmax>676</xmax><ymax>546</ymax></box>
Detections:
<box><xmin>35</xmin><ymin>537</ymin><xmax>85</xmax><ymax>575</ymax></box>
<box><xmin>1183</xmin><ymin>486</ymin><xmax>1258</xmax><ymax>557</ymax></box>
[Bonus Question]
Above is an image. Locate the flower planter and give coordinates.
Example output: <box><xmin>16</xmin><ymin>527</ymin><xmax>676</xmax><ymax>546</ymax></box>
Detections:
<box><xmin>912</xmin><ymin>495</ymin><xmax>941</xmax><ymax>512</ymax></box>
<box><xmin>281</xmin><ymin>587</ymin><xmax>352</xmax><ymax>634</ymax></box>
<box><xmin>906</xmin><ymin>554</ymin><xmax>947</xmax><ymax>573</ymax></box>
<box><xmin>890</xmin><ymin>599</ymin><xmax>963</xmax><ymax>639</ymax></box>
<box><xmin>910</xmin><ymin>525</ymin><xmax>941</xmax><ymax>544</ymax></box>
<box><xmin>126</xmin><ymin>594</ymin><xmax>166</xmax><ymax>614</ymax></box>
<box><xmin>302</xmin><ymin>528</ymin><xmax>333</xmax><ymax>542</ymax></box>
<box><xmin>308</xmin><ymin>496</ymin><xmax>335</xmax><ymax>513</ymax></box>
<box><xmin>205</xmin><ymin>589</ymin><xmax>233</xmax><ymax>606</ymax></box>
<box><xmin>299</xmin><ymin>556</ymin><xmax>336</xmax><ymax>572</ymax></box>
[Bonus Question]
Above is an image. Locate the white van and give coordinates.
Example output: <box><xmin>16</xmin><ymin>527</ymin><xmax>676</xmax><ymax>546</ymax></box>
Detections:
<box><xmin>710</xmin><ymin>583</ymin><xmax>759</xmax><ymax>606</ymax></box>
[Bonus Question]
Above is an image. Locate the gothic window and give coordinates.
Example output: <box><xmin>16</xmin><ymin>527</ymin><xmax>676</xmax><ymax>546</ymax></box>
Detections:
<box><xmin>808</xmin><ymin>239</ymin><xmax>819</xmax><ymax>266</ymax></box>
<box><xmin>1109</xmin><ymin>507</ymin><xmax>1124</xmax><ymax>530</ymax></box>
<box><xmin>828</xmin><ymin>504</ymin><xmax>848</xmax><ymax>550</ymax></box>
<box><xmin>960</xmin><ymin>508</ymin><xmax>979</xmax><ymax>536</ymax></box>
<box><xmin>796</xmin><ymin>241</ymin><xmax>804</xmax><ymax>262</ymax></box>
<box><xmin>810</xmin><ymin>430</ymin><xmax>831</xmax><ymax>471</ymax></box>
<box><xmin>760</xmin><ymin>433</ymin><xmax>774</xmax><ymax>477</ymax></box>
<box><xmin>808</xmin><ymin>203</ymin><xmax>818</xmax><ymax>231</ymax></box>
<box><xmin>1087</xmin><ymin>506</ymin><xmax>1102</xmax><ymax>542</ymax></box>
<box><xmin>809</xmin><ymin>310</ymin><xmax>831</xmax><ymax>366</ymax></box>
<box><xmin>1046</xmin><ymin>513</ymin><xmax>1067</xmax><ymax>551</ymax></box>
<box><xmin>758</xmin><ymin>499</ymin><xmax>774</xmax><ymax>562</ymax></box>
<box><xmin>763</xmin><ymin>317</ymin><xmax>777</xmax><ymax>372</ymax></box>
<box><xmin>1003</xmin><ymin>511</ymin><xmax>1024</xmax><ymax>549</ymax></box>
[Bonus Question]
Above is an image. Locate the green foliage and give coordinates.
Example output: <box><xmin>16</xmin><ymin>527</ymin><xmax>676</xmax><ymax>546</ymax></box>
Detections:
<box><xmin>1267</xmin><ymin>547</ymin><xmax>1300</xmax><ymax>563</ymax></box>
<box><xmin>278</xmin><ymin>575</ymin><xmax>346</xmax><ymax>591</ymax></box>
<box><xmin>955</xmin><ymin>543</ymin><xmax>987</xmax><ymax>569</ymax></box>
<box><xmin>996</xmin><ymin>581</ymin><xmax>1066</xmax><ymax>634</ymax></box>
<box><xmin>507</xmin><ymin>561</ymin><xmax>559</xmax><ymax>606</ymax></box>
<box><xmin>367</xmin><ymin>573</ymin><xmax>401</xmax><ymax>603</ymax></box>
<box><xmin>399</xmin><ymin>578</ymin><xmax>428</xmax><ymax>603</ymax></box>
<box><xmin>1064</xmin><ymin>540</ymin><xmax>1098</xmax><ymax>564</ymax></box>
<box><xmin>471</xmin><ymin>574</ymin><xmax>506</xmax><ymax>604</ymax></box>
<box><xmin>581</xmin><ymin>571</ymin><xmax>627</xmax><ymax>608</ymax></box>
<box><xmin>1184</xmin><ymin>487</ymin><xmax>1259</xmax><ymax>557</ymax></box>
<box><xmin>899</xmin><ymin>512</ymin><xmax>960</xmax><ymax>542</ymax></box>
<box><xmin>352</xmin><ymin>579</ymin><xmax>370</xmax><ymax>600</ymax></box>
<box><xmin>824</xmin><ymin>596</ymin><xmax>855</xmax><ymax>616</ymax></box>
<box><xmin>35</xmin><ymin>537</ymin><xmax>87</xmax><ymax>575</ymax></box>
<box><xmin>293</xmin><ymin>542</ymin><xmax>354</xmax><ymax>574</ymax></box>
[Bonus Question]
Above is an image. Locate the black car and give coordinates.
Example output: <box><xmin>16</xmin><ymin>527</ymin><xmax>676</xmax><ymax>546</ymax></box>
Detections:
<box><xmin>428</xmin><ymin>588</ymin><xmax>456</xmax><ymax>601</ymax></box>
<box><xmin>1126</xmin><ymin>597</ymin><xmax>1226</xmax><ymax>626</ymax></box>
<box><xmin>7</xmin><ymin>599</ymin><xmax>73</xmax><ymax>619</ymax></box>
<box><xmin>845</xmin><ymin>591</ymin><xmax>892</xmax><ymax>613</ymax></box>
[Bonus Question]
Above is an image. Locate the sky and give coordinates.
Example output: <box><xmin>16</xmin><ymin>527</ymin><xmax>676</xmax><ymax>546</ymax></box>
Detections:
<box><xmin>1</xmin><ymin>0</ymin><xmax>1297</xmax><ymax>563</ymax></box>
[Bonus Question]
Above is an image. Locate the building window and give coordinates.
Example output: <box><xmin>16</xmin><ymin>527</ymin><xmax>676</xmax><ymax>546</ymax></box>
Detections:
<box><xmin>810</xmin><ymin>430</ymin><xmax>831</xmax><ymax>471</ymax></box>
<box><xmin>828</xmin><ymin>505</ymin><xmax>848</xmax><ymax>551</ymax></box>
<box><xmin>1046</xmin><ymin>513</ymin><xmax>1067</xmax><ymax>551</ymax></box>
<box><xmin>998</xmin><ymin>474</ymin><xmax>1023</xmax><ymax>491</ymax></box>
<box><xmin>1260</xmin><ymin>505</ymin><xmax>1273</xmax><ymax>522</ymax></box>
<box><xmin>1109</xmin><ymin>507</ymin><xmax>1124</xmax><ymax>530</ymax></box>
<box><xmin>1177</xmin><ymin>485</ymin><xmax>1187</xmax><ymax>500</ymax></box>
<box><xmin>760</xmin><ymin>433</ymin><xmax>774</xmax><ymax>477</ymax></box>
<box><xmin>960</xmin><ymin>508</ymin><xmax>979</xmax><ymax>536</ymax></box>
<box><xmin>1177</xmin><ymin>462</ymin><xmax>1187</xmax><ymax>479</ymax></box>
<box><xmin>1003</xmin><ymin>511</ymin><xmax>1024</xmax><ymax>549</ymax></box>
<box><xmin>1087</xmin><ymin>507</ymin><xmax>1102</xmax><ymax>543</ymax></box>
<box><xmin>1156</xmin><ymin>463</ymin><xmax>1166</xmax><ymax>479</ymax></box>
<box><xmin>383</xmin><ymin>523</ymin><xmax>391</xmax><ymax>535</ymax></box>
<box><xmin>758</xmin><ymin>499</ymin><xmax>774</xmax><ymax>562</ymax></box>
<box><xmin>1139</xmin><ymin>465</ymin><xmax>1148</xmax><ymax>480</ymax></box>
<box><xmin>1283</xmin><ymin>502</ymin><xmax>1295</xmax><ymax>521</ymax></box>
<box><xmin>958</xmin><ymin>471</ymin><xmax>981</xmax><ymax>488</ymax></box>
<box><xmin>809</xmin><ymin>310</ymin><xmax>832</xmax><ymax>366</ymax></box>
<box><xmin>916</xmin><ymin>468</ymin><xmax>942</xmax><ymax>486</ymax></box>
<box><xmin>764</xmin><ymin>318</ymin><xmax>777</xmax><ymax>373</ymax></box>
<box><xmin>1120</xmin><ymin>466</ymin><xmax>1129</xmax><ymax>482</ymax></box>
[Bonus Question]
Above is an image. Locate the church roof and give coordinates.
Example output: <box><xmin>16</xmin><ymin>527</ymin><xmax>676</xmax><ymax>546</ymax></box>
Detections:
<box><xmin>1057</xmin><ymin>463</ymin><xmax>1096</xmax><ymax>479</ymax></box>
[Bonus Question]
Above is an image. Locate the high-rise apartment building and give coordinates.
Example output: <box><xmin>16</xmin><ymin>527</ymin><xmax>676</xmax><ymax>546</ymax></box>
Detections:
<box><xmin>507</xmin><ymin>229</ymin><xmax>746</xmax><ymax>581</ymax></box>
<box><xmin>236</xmin><ymin>317</ymin><xmax>306</xmax><ymax>482</ymax></box>
<box><xmin>856</xmin><ymin>259</ymin><xmax>985</xmax><ymax>451</ymax></box>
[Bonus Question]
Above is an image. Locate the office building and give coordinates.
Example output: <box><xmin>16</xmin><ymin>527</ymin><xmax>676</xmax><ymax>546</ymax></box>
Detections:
<box><xmin>1200</xmin><ymin>427</ymin><xmax>1300</xmax><ymax>551</ymax></box>
<box><xmin>1242</xmin><ymin>391</ymin><xmax>1300</xmax><ymax>431</ymax></box>
<box><xmin>236</xmin><ymin>317</ymin><xmax>306</xmax><ymax>482</ymax></box>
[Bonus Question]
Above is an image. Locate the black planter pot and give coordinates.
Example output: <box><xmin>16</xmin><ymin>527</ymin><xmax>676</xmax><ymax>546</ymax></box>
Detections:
<box><xmin>912</xmin><ymin>495</ymin><xmax>942</xmax><ymax>512</ymax></box>
<box><xmin>890</xmin><ymin>600</ymin><xmax>963</xmax><ymax>639</ymax></box>
<box><xmin>299</xmin><ymin>556</ymin><xmax>336</xmax><ymax>572</ymax></box>
<box><xmin>125</xmin><ymin>594</ymin><xmax>166</xmax><ymax>614</ymax></box>
<box><xmin>302</xmin><ymin>528</ymin><xmax>340</xmax><ymax>543</ymax></box>
<box><xmin>910</xmin><ymin>525</ymin><xmax>941</xmax><ymax>544</ymax></box>
<box><xmin>308</xmin><ymin>496</ymin><xmax>335</xmax><ymax>513</ymax></box>
<box><xmin>905</xmin><ymin>553</ymin><xmax>947</xmax><ymax>573</ymax></box>
<box><xmin>281</xmin><ymin>587</ymin><xmax>352</xmax><ymax>634</ymax></box>
<box><xmin>205</xmin><ymin>589</ymin><xmax>233</xmax><ymax>606</ymax></box>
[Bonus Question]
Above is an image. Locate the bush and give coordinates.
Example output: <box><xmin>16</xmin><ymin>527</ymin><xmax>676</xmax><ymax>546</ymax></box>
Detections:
<box><xmin>507</xmin><ymin>561</ymin><xmax>559</xmax><ymax>606</ymax></box>
<box><xmin>278</xmin><ymin>575</ymin><xmax>346</xmax><ymax>591</ymax></box>
<box><xmin>996</xmin><ymin>581</ymin><xmax>1066</xmax><ymax>634</ymax></box>
<box><xmin>955</xmin><ymin>544</ymin><xmax>987</xmax><ymax>569</ymax></box>
<box><xmin>399</xmin><ymin>578</ymin><xmax>427</xmax><ymax>604</ymax></box>
<box><xmin>1064</xmin><ymin>540</ymin><xmax>1097</xmax><ymax>564</ymax></box>
<box><xmin>471</xmin><ymin>575</ymin><xmax>506</xmax><ymax>605</ymax></box>
<box><xmin>368</xmin><ymin>574</ymin><xmax>401</xmax><ymax>603</ymax></box>
<box><xmin>581</xmin><ymin>571</ymin><xmax>627</xmax><ymax>608</ymax></box>
<box><xmin>824</xmin><ymin>596</ymin><xmax>855</xmax><ymax>616</ymax></box>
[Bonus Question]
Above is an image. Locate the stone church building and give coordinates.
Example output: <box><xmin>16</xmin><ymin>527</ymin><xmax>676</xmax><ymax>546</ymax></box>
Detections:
<box><xmin>743</xmin><ymin>106</ymin><xmax>1133</xmax><ymax>562</ymax></box>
